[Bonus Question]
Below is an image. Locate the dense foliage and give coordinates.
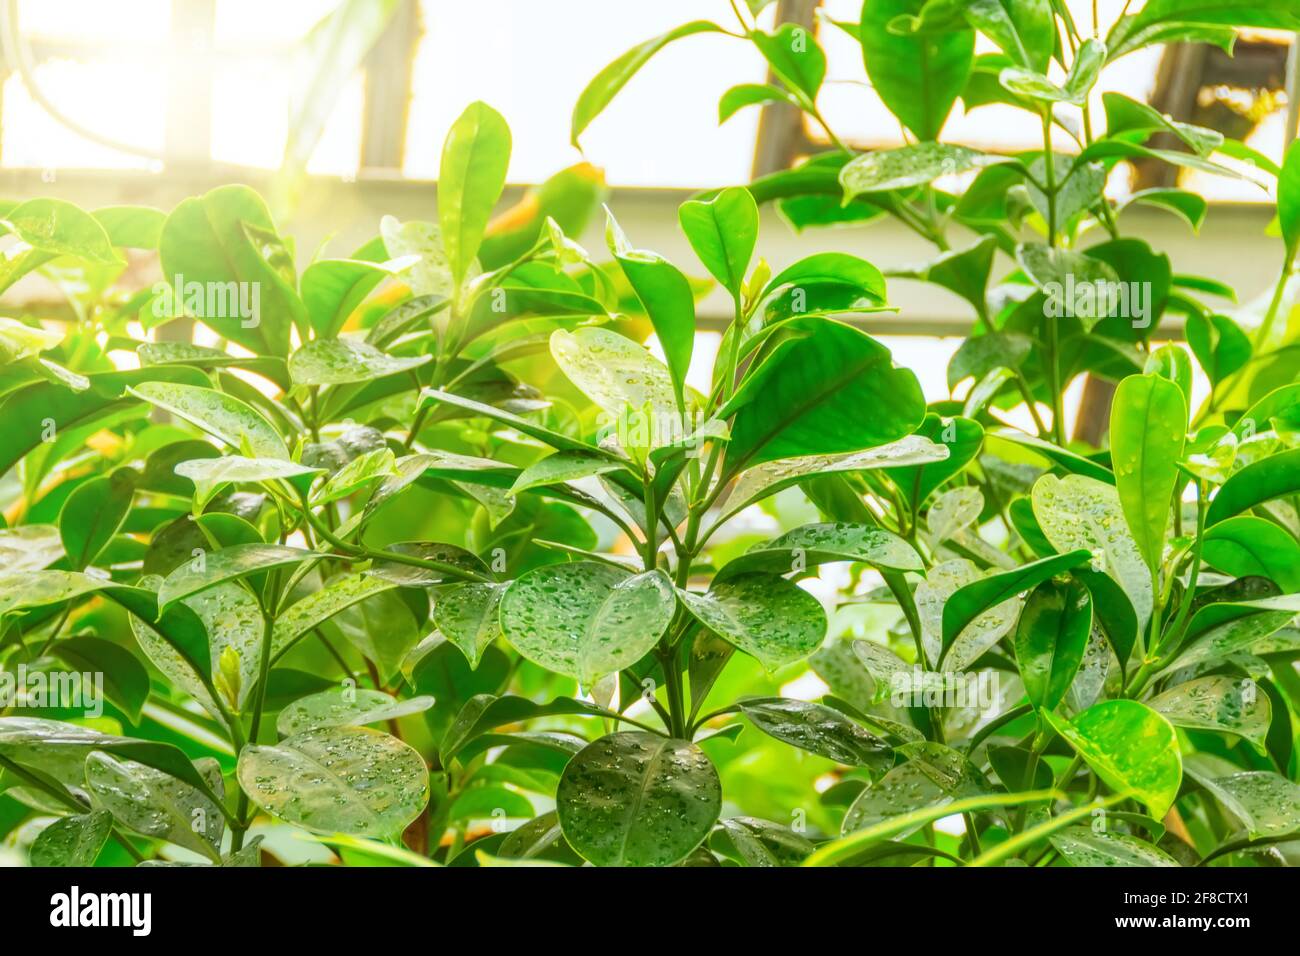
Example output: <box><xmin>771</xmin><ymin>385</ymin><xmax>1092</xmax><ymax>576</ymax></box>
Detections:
<box><xmin>2</xmin><ymin>0</ymin><xmax>1300</xmax><ymax>868</ymax></box>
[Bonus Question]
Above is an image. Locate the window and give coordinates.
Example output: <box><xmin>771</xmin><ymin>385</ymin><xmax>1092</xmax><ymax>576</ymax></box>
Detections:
<box><xmin>0</xmin><ymin>0</ymin><xmax>1291</xmax><ymax>200</ymax></box>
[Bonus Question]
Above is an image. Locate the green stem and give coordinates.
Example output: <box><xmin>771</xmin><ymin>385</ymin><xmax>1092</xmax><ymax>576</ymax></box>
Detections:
<box><xmin>298</xmin><ymin>493</ymin><xmax>492</xmax><ymax>583</ymax></box>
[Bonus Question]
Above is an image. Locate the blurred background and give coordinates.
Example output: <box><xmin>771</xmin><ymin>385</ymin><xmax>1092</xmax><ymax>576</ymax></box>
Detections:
<box><xmin>0</xmin><ymin>0</ymin><xmax>1296</xmax><ymax>410</ymax></box>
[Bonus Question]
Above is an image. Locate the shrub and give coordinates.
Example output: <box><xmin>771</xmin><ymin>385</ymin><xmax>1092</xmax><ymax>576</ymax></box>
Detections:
<box><xmin>1</xmin><ymin>1</ymin><xmax>1299</xmax><ymax>868</ymax></box>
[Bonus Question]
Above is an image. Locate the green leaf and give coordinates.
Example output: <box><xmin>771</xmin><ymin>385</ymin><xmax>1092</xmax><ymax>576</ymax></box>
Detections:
<box><xmin>1171</xmin><ymin>593</ymin><xmax>1300</xmax><ymax>671</ymax></box>
<box><xmin>1045</xmin><ymin>700</ymin><xmax>1182</xmax><ymax>818</ymax></box>
<box><xmin>962</xmin><ymin>0</ymin><xmax>1054</xmax><ymax>71</ymax></box>
<box><xmin>1203</xmin><ymin>516</ymin><xmax>1300</xmax><ymax>591</ymax></box>
<box><xmin>1118</xmin><ymin>188</ymin><xmax>1209</xmax><ymax>232</ymax></box>
<box><xmin>714</xmin><ymin>434</ymin><xmax>949</xmax><ymax>526</ymax></box>
<box><xmin>998</xmin><ymin>67</ymin><xmax>1075</xmax><ymax>105</ymax></box>
<box><xmin>762</xmin><ymin>252</ymin><xmax>888</xmax><ymax>302</ymax></box>
<box><xmin>1049</xmin><ymin>826</ymin><xmax>1180</xmax><ymax>867</ymax></box>
<box><xmin>509</xmin><ymin>451</ymin><xmax>626</xmax><ymax>495</ymax></box>
<box><xmin>368</xmin><ymin>541</ymin><xmax>489</xmax><ymax>587</ymax></box>
<box><xmin>841</xmin><ymin>143</ymin><xmax>1012</xmax><ymax>197</ymax></box>
<box><xmin>897</xmin><ymin>235</ymin><xmax>998</xmax><ymax>315</ymax></box>
<box><xmin>571</xmin><ymin>21</ymin><xmax>723</xmax><ymax>145</ymax></box>
<box><xmin>2</xmin><ymin>198</ymin><xmax>121</xmax><ymax>264</ymax></box>
<box><xmin>717</xmin><ymin>522</ymin><xmax>922</xmax><ymax>580</ymax></box>
<box><xmin>94</xmin><ymin>204</ymin><xmax>166</xmax><ymax>249</ymax></box>
<box><xmin>556</xmin><ymin>732</ymin><xmax>721</xmax><ymax>867</ymax></box>
<box><xmin>718</xmin><ymin>83</ymin><xmax>797</xmax><ymax>123</ymax></box>
<box><xmin>752</xmin><ymin>23</ymin><xmax>826</xmax><ymax>101</ymax></box>
<box><xmin>499</xmin><ymin>563</ymin><xmax>676</xmax><ymax>685</ymax></box>
<box><xmin>128</xmin><ymin>381</ymin><xmax>289</xmax><ymax>460</ymax></box>
<box><xmin>440</xmin><ymin>101</ymin><xmax>512</xmax><ymax>290</ymax></box>
<box><xmin>237</xmin><ymin>726</ymin><xmax>429</xmax><ymax>838</ymax></box>
<box><xmin>58</xmin><ymin>470</ymin><xmax>133</xmax><ymax>569</ymax></box>
<box><xmin>0</xmin><ymin>717</ymin><xmax>223</xmax><ymax>807</ymax></box>
<box><xmin>50</xmin><ymin>636</ymin><xmax>150</xmax><ymax>725</ymax></box>
<box><xmin>380</xmin><ymin>218</ymin><xmax>454</xmax><ymax>298</ymax></box>
<box><xmin>1064</xmin><ymin>37</ymin><xmax>1106</xmax><ymax>101</ymax></box>
<box><xmin>1186</xmin><ymin>313</ymin><xmax>1251</xmax><ymax>386</ymax></box>
<box><xmin>1019</xmin><ymin>244</ymin><xmax>1122</xmax><ymax>332</ymax></box>
<box><xmin>29</xmin><ymin>810</ymin><xmax>113</xmax><ymax>867</ymax></box>
<box><xmin>0</xmin><ymin>317</ymin><xmax>62</xmax><ymax>362</ymax></box>
<box><xmin>917</xmin><ymin>558</ymin><xmax>1018</xmax><ymax>671</ymax></box>
<box><xmin>941</xmin><ymin>550</ymin><xmax>1091</xmax><ymax>665</ymax></box>
<box><xmin>721</xmin><ymin>318</ymin><xmax>925</xmax><ymax>471</ymax></box>
<box><xmin>714</xmin><ymin>816</ymin><xmax>814</xmax><ymax>867</ymax></box>
<box><xmin>332</xmin><ymin>586</ymin><xmax>421</xmax><ymax>683</ymax></box>
<box><xmin>174</xmin><ymin>456</ymin><xmax>321</xmax><ymax>511</ymax></box>
<box><xmin>989</xmin><ymin>428</ymin><xmax>1115</xmax><ymax>484</ymax></box>
<box><xmin>0</xmin><ymin>569</ymin><xmax>104</xmax><ymax>616</ymax></box>
<box><xmin>289</xmin><ymin>335</ymin><xmax>430</xmax><ymax>387</ymax></box>
<box><xmin>1150</xmin><ymin>676</ymin><xmax>1271</xmax><ymax>749</ymax></box>
<box><xmin>737</xmin><ymin>697</ymin><xmax>891</xmax><ymax>769</ymax></box>
<box><xmin>1110</xmin><ymin>374</ymin><xmax>1187</xmax><ymax>575</ymax></box>
<box><xmin>678</xmin><ymin>187</ymin><xmax>758</xmax><ymax>297</ymax></box>
<box><xmin>86</xmin><ymin>752</ymin><xmax>225</xmax><ymax>862</ymax></box>
<box><xmin>432</xmin><ymin>582</ymin><xmax>507</xmax><ymax>668</ymax></box>
<box><xmin>438</xmin><ymin>693</ymin><xmax>607</xmax><ymax>763</ymax></box>
<box><xmin>310</xmin><ymin>448</ymin><xmax>399</xmax><ymax>506</ymax></box>
<box><xmin>677</xmin><ymin>573</ymin><xmax>826</xmax><ymax>671</ymax></box>
<box><xmin>1032</xmin><ymin>474</ymin><xmax>1153</xmax><ymax>631</ymax></box>
<box><xmin>276</xmin><ymin>688</ymin><xmax>435</xmax><ymax>737</ymax></box>
<box><xmin>812</xmin><ymin>789</ymin><xmax>1057</xmax><ymax>866</ymax></box>
<box><xmin>1015</xmin><ymin>578</ymin><xmax>1093</xmax><ymax>711</ymax></box>
<box><xmin>859</xmin><ymin>0</ymin><xmax>973</xmax><ymax>141</ymax></box>
<box><xmin>132</xmin><ymin>580</ymin><xmax>259</xmax><ymax>717</ymax></box>
<box><xmin>158</xmin><ymin>185</ymin><xmax>305</xmax><ymax>355</ymax></box>
<box><xmin>551</xmin><ymin>326</ymin><xmax>689</xmax><ymax>439</ymax></box>
<box><xmin>158</xmin><ymin>543</ymin><xmax>320</xmax><ymax>610</ymax></box>
<box><xmin>886</xmin><ymin>413</ymin><xmax>984</xmax><ymax>509</ymax></box>
<box><xmin>605</xmin><ymin>211</ymin><xmax>695</xmax><ymax>406</ymax></box>
<box><xmin>1186</xmin><ymin>766</ymin><xmax>1300</xmax><ymax>841</ymax></box>
<box><xmin>272</xmin><ymin>572</ymin><xmax>397</xmax><ymax>661</ymax></box>
<box><xmin>1109</xmin><ymin>0</ymin><xmax>1300</xmax><ymax>61</ymax></box>
<box><xmin>421</xmin><ymin>388</ymin><xmax>622</xmax><ymax>461</ymax></box>
<box><xmin>1279</xmin><ymin>139</ymin><xmax>1300</xmax><ymax>259</ymax></box>
<box><xmin>301</xmin><ymin>258</ymin><xmax>406</xmax><ymax>339</ymax></box>
<box><xmin>0</xmin><ymin>366</ymin><xmax>205</xmax><ymax>480</ymax></box>
<box><xmin>926</xmin><ymin>485</ymin><xmax>984</xmax><ymax>545</ymax></box>
<box><xmin>1207</xmin><ymin>448</ymin><xmax>1300</xmax><ymax>526</ymax></box>
<box><xmin>1076</xmin><ymin>568</ymin><xmax>1139</xmax><ymax>673</ymax></box>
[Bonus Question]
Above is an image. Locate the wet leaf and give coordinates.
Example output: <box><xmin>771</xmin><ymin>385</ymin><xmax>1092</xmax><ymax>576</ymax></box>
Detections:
<box><xmin>432</xmin><ymin>582</ymin><xmax>507</xmax><ymax>668</ymax></box>
<box><xmin>738</xmin><ymin>697</ymin><xmax>891</xmax><ymax>769</ymax></box>
<box><xmin>236</xmin><ymin>726</ymin><xmax>430</xmax><ymax>838</ymax></box>
<box><xmin>717</xmin><ymin>522</ymin><xmax>922</xmax><ymax>581</ymax></box>
<box><xmin>1049</xmin><ymin>826</ymin><xmax>1180</xmax><ymax>867</ymax></box>
<box><xmin>289</xmin><ymin>336</ymin><xmax>431</xmax><ymax>387</ymax></box>
<box><xmin>556</xmin><ymin>732</ymin><xmax>721</xmax><ymax>867</ymax></box>
<box><xmin>86</xmin><ymin>752</ymin><xmax>225</xmax><ymax>862</ymax></box>
<box><xmin>128</xmin><ymin>381</ymin><xmax>289</xmax><ymax>459</ymax></box>
<box><xmin>1150</xmin><ymin>676</ymin><xmax>1271</xmax><ymax>748</ymax></box>
<box><xmin>1110</xmin><ymin>374</ymin><xmax>1186</xmax><ymax>575</ymax></box>
<box><xmin>276</xmin><ymin>688</ymin><xmax>435</xmax><ymax>736</ymax></box>
<box><xmin>1015</xmin><ymin>577</ymin><xmax>1093</xmax><ymax>712</ymax></box>
<box><xmin>29</xmin><ymin>810</ymin><xmax>113</xmax><ymax>867</ymax></box>
<box><xmin>677</xmin><ymin>573</ymin><xmax>826</xmax><ymax>671</ymax></box>
<box><xmin>500</xmin><ymin>563</ymin><xmax>676</xmax><ymax>685</ymax></box>
<box><xmin>1046</xmin><ymin>700</ymin><xmax>1182</xmax><ymax>818</ymax></box>
<box><xmin>1033</xmin><ymin>473</ymin><xmax>1153</xmax><ymax>631</ymax></box>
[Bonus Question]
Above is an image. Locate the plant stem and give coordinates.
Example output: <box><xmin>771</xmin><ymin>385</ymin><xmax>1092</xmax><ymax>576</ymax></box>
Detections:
<box><xmin>1040</xmin><ymin>109</ymin><xmax>1067</xmax><ymax>445</ymax></box>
